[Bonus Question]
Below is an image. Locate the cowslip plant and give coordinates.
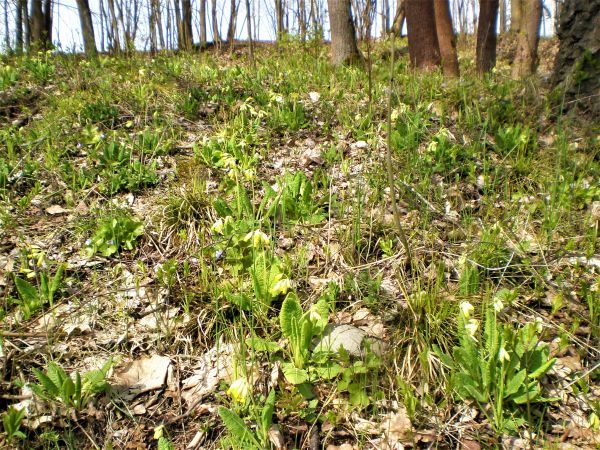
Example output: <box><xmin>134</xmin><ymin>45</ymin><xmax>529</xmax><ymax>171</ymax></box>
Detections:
<box><xmin>85</xmin><ymin>213</ymin><xmax>143</xmax><ymax>257</ymax></box>
<box><xmin>2</xmin><ymin>406</ymin><xmax>26</xmax><ymax>443</ymax></box>
<box><xmin>279</xmin><ymin>292</ymin><xmax>330</xmax><ymax>382</ymax></box>
<box><xmin>30</xmin><ymin>359</ymin><xmax>113</xmax><ymax>412</ymax></box>
<box><xmin>437</xmin><ymin>291</ymin><xmax>557</xmax><ymax>433</ymax></box>
<box><xmin>13</xmin><ymin>264</ymin><xmax>65</xmax><ymax>320</ymax></box>
<box><xmin>218</xmin><ymin>389</ymin><xmax>276</xmax><ymax>450</ymax></box>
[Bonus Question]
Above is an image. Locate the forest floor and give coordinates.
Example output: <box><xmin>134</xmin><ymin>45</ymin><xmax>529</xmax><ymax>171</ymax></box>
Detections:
<box><xmin>1</xmin><ymin>37</ymin><xmax>599</xmax><ymax>449</ymax></box>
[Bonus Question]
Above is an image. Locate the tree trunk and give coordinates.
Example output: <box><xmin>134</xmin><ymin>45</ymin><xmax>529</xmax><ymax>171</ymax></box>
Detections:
<box><xmin>227</xmin><ymin>0</ymin><xmax>238</xmax><ymax>42</ymax></box>
<box><xmin>275</xmin><ymin>0</ymin><xmax>285</xmax><ymax>40</ymax></box>
<box><xmin>390</xmin><ymin>0</ymin><xmax>405</xmax><ymax>36</ymax></box>
<box><xmin>406</xmin><ymin>0</ymin><xmax>440</xmax><ymax>70</ymax></box>
<box><xmin>552</xmin><ymin>0</ymin><xmax>600</xmax><ymax>117</ymax></box>
<box><xmin>148</xmin><ymin>0</ymin><xmax>157</xmax><ymax>52</ymax></box>
<box><xmin>510</xmin><ymin>0</ymin><xmax>522</xmax><ymax>31</ymax></box>
<box><xmin>16</xmin><ymin>0</ymin><xmax>24</xmax><ymax>53</ymax></box>
<box><xmin>299</xmin><ymin>0</ymin><xmax>306</xmax><ymax>40</ymax></box>
<box><xmin>181</xmin><ymin>0</ymin><xmax>193</xmax><ymax>48</ymax></box>
<box><xmin>43</xmin><ymin>0</ymin><xmax>52</xmax><ymax>46</ymax></box>
<box><xmin>106</xmin><ymin>0</ymin><xmax>121</xmax><ymax>51</ymax></box>
<box><xmin>381</xmin><ymin>0</ymin><xmax>389</xmax><ymax>35</ymax></box>
<box><xmin>154</xmin><ymin>0</ymin><xmax>164</xmax><ymax>48</ymax></box>
<box><xmin>199</xmin><ymin>0</ymin><xmax>207</xmax><ymax>45</ymax></box>
<box><xmin>476</xmin><ymin>0</ymin><xmax>499</xmax><ymax>74</ymax></box>
<box><xmin>327</xmin><ymin>0</ymin><xmax>362</xmax><ymax>66</ymax></box>
<box><xmin>211</xmin><ymin>0</ymin><xmax>220</xmax><ymax>45</ymax></box>
<box><xmin>511</xmin><ymin>0</ymin><xmax>542</xmax><ymax>78</ymax></box>
<box><xmin>30</xmin><ymin>0</ymin><xmax>45</xmax><ymax>49</ymax></box>
<box><xmin>76</xmin><ymin>0</ymin><xmax>97</xmax><ymax>55</ymax></box>
<box><xmin>498</xmin><ymin>0</ymin><xmax>506</xmax><ymax>33</ymax></box>
<box><xmin>434</xmin><ymin>0</ymin><xmax>459</xmax><ymax>76</ymax></box>
<box><xmin>4</xmin><ymin>0</ymin><xmax>10</xmax><ymax>51</ymax></box>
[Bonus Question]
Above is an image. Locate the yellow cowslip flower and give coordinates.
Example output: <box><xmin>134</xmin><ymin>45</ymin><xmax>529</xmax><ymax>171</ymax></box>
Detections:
<box><xmin>270</xmin><ymin>278</ymin><xmax>292</xmax><ymax>297</ymax></box>
<box><xmin>244</xmin><ymin>230</ymin><xmax>270</xmax><ymax>247</ymax></box>
<box><xmin>465</xmin><ymin>319</ymin><xmax>479</xmax><ymax>338</ymax></box>
<box><xmin>211</xmin><ymin>218</ymin><xmax>224</xmax><ymax>234</ymax></box>
<box><xmin>460</xmin><ymin>301</ymin><xmax>474</xmax><ymax>318</ymax></box>
<box><xmin>493</xmin><ymin>297</ymin><xmax>504</xmax><ymax>313</ymax></box>
<box><xmin>227</xmin><ymin>377</ymin><xmax>251</xmax><ymax>403</ymax></box>
<box><xmin>498</xmin><ymin>347</ymin><xmax>510</xmax><ymax>363</ymax></box>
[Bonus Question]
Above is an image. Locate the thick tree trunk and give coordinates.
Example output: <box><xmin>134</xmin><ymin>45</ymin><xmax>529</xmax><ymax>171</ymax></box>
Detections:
<box><xmin>511</xmin><ymin>0</ymin><xmax>542</xmax><ymax>78</ymax></box>
<box><xmin>76</xmin><ymin>0</ymin><xmax>97</xmax><ymax>55</ymax></box>
<box><xmin>552</xmin><ymin>0</ymin><xmax>600</xmax><ymax>117</ymax></box>
<box><xmin>327</xmin><ymin>0</ymin><xmax>362</xmax><ymax>66</ymax></box>
<box><xmin>476</xmin><ymin>0</ymin><xmax>499</xmax><ymax>74</ymax></box>
<box><xmin>390</xmin><ymin>0</ymin><xmax>405</xmax><ymax>36</ymax></box>
<box><xmin>199</xmin><ymin>0</ymin><xmax>207</xmax><ymax>45</ymax></box>
<box><xmin>154</xmin><ymin>0</ymin><xmax>164</xmax><ymax>48</ymax></box>
<box><xmin>43</xmin><ymin>0</ymin><xmax>52</xmax><ymax>45</ymax></box>
<box><xmin>434</xmin><ymin>0</ymin><xmax>459</xmax><ymax>76</ymax></box>
<box><xmin>30</xmin><ymin>0</ymin><xmax>45</xmax><ymax>49</ymax></box>
<box><xmin>173</xmin><ymin>0</ymin><xmax>184</xmax><ymax>48</ymax></box>
<box><xmin>381</xmin><ymin>0</ymin><xmax>389</xmax><ymax>35</ymax></box>
<box><xmin>406</xmin><ymin>0</ymin><xmax>440</xmax><ymax>70</ymax></box>
<box><xmin>148</xmin><ymin>0</ymin><xmax>157</xmax><ymax>51</ymax></box>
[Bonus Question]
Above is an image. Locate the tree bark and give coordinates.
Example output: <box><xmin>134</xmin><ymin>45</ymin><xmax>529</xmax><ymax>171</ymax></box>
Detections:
<box><xmin>30</xmin><ymin>0</ymin><xmax>45</xmax><ymax>49</ymax></box>
<box><xmin>16</xmin><ymin>0</ymin><xmax>24</xmax><ymax>53</ymax></box>
<box><xmin>199</xmin><ymin>0</ymin><xmax>207</xmax><ymax>45</ymax></box>
<box><xmin>299</xmin><ymin>0</ymin><xmax>306</xmax><ymax>40</ymax></box>
<box><xmin>227</xmin><ymin>0</ymin><xmax>239</xmax><ymax>42</ymax></box>
<box><xmin>275</xmin><ymin>0</ymin><xmax>285</xmax><ymax>40</ymax></box>
<box><xmin>551</xmin><ymin>0</ymin><xmax>600</xmax><ymax>117</ymax></box>
<box><xmin>76</xmin><ymin>0</ymin><xmax>97</xmax><ymax>56</ymax></box>
<box><xmin>181</xmin><ymin>0</ymin><xmax>193</xmax><ymax>48</ymax></box>
<box><xmin>511</xmin><ymin>0</ymin><xmax>542</xmax><ymax>78</ymax></box>
<box><xmin>211</xmin><ymin>0</ymin><xmax>220</xmax><ymax>45</ymax></box>
<box><xmin>327</xmin><ymin>0</ymin><xmax>362</xmax><ymax>66</ymax></box>
<box><xmin>510</xmin><ymin>0</ymin><xmax>522</xmax><ymax>31</ymax></box>
<box><xmin>434</xmin><ymin>0</ymin><xmax>459</xmax><ymax>76</ymax></box>
<box><xmin>476</xmin><ymin>0</ymin><xmax>499</xmax><ymax>74</ymax></box>
<box><xmin>406</xmin><ymin>0</ymin><xmax>440</xmax><ymax>70</ymax></box>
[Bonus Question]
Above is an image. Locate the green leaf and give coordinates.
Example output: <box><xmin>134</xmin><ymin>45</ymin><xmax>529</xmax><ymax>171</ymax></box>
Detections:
<box><xmin>280</xmin><ymin>293</ymin><xmax>303</xmax><ymax>339</ymax></box>
<box><xmin>32</xmin><ymin>368</ymin><xmax>60</xmax><ymax>399</ymax></box>
<box><xmin>14</xmin><ymin>277</ymin><xmax>39</xmax><ymax>304</ymax></box>
<box><xmin>260</xmin><ymin>390</ymin><xmax>276</xmax><ymax>436</ymax></box>
<box><xmin>282</xmin><ymin>363</ymin><xmax>309</xmax><ymax>385</ymax></box>
<box><xmin>504</xmin><ymin>369</ymin><xmax>527</xmax><ymax>397</ymax></box>
<box><xmin>218</xmin><ymin>407</ymin><xmax>260</xmax><ymax>448</ymax></box>
<box><xmin>528</xmin><ymin>356</ymin><xmax>556</xmax><ymax>380</ymax></box>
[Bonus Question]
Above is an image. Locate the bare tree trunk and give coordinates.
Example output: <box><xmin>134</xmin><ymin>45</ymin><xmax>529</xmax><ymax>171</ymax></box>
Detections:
<box><xmin>199</xmin><ymin>0</ymin><xmax>207</xmax><ymax>45</ymax></box>
<box><xmin>173</xmin><ymin>0</ymin><xmax>184</xmax><ymax>47</ymax></box>
<box><xmin>512</xmin><ymin>0</ymin><xmax>542</xmax><ymax>78</ymax></box>
<box><xmin>245</xmin><ymin>0</ymin><xmax>254</xmax><ymax>64</ymax></box>
<box><xmin>434</xmin><ymin>0</ymin><xmax>459</xmax><ymax>76</ymax></box>
<box><xmin>227</xmin><ymin>0</ymin><xmax>239</xmax><ymax>42</ymax></box>
<box><xmin>107</xmin><ymin>0</ymin><xmax>121</xmax><ymax>51</ymax></box>
<box><xmin>498</xmin><ymin>0</ymin><xmax>506</xmax><ymax>33</ymax></box>
<box><xmin>76</xmin><ymin>0</ymin><xmax>97</xmax><ymax>55</ymax></box>
<box><xmin>390</xmin><ymin>0</ymin><xmax>405</xmax><ymax>36</ymax></box>
<box><xmin>275</xmin><ymin>0</ymin><xmax>285</xmax><ymax>40</ymax></box>
<box><xmin>4</xmin><ymin>0</ymin><xmax>10</xmax><ymax>51</ymax></box>
<box><xmin>211</xmin><ymin>0</ymin><xmax>220</xmax><ymax>44</ymax></box>
<box><xmin>406</xmin><ymin>0</ymin><xmax>441</xmax><ymax>70</ymax></box>
<box><xmin>23</xmin><ymin>0</ymin><xmax>30</xmax><ymax>49</ymax></box>
<box><xmin>327</xmin><ymin>0</ymin><xmax>362</xmax><ymax>65</ymax></box>
<box><xmin>510</xmin><ymin>0</ymin><xmax>522</xmax><ymax>31</ymax></box>
<box><xmin>43</xmin><ymin>0</ymin><xmax>52</xmax><ymax>45</ymax></box>
<box><xmin>148</xmin><ymin>0</ymin><xmax>157</xmax><ymax>51</ymax></box>
<box><xmin>16</xmin><ymin>0</ymin><xmax>24</xmax><ymax>53</ymax></box>
<box><xmin>181</xmin><ymin>0</ymin><xmax>193</xmax><ymax>48</ymax></box>
<box><xmin>155</xmin><ymin>0</ymin><xmax>164</xmax><ymax>47</ymax></box>
<box><xmin>299</xmin><ymin>0</ymin><xmax>306</xmax><ymax>40</ymax></box>
<box><xmin>476</xmin><ymin>0</ymin><xmax>499</xmax><ymax>74</ymax></box>
<box><xmin>30</xmin><ymin>0</ymin><xmax>45</xmax><ymax>49</ymax></box>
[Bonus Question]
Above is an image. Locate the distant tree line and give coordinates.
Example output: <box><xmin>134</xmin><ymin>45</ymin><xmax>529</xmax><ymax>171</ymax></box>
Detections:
<box><xmin>1</xmin><ymin>0</ymin><xmax>598</xmax><ymax>114</ymax></box>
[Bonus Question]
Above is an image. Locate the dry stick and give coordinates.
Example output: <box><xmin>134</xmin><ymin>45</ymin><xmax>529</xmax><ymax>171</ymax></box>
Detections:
<box><xmin>385</xmin><ymin>31</ymin><xmax>412</xmax><ymax>266</ymax></box>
